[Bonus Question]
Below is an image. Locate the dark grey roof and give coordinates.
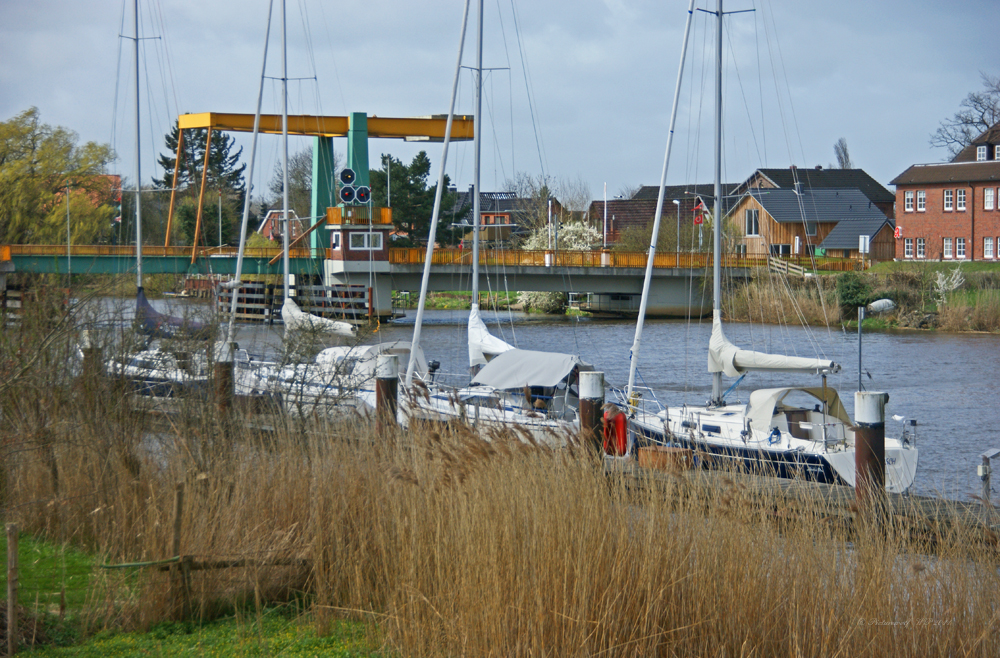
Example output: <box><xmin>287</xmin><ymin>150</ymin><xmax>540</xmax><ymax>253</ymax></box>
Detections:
<box><xmin>889</xmin><ymin>161</ymin><xmax>1000</xmax><ymax>186</ymax></box>
<box><xmin>632</xmin><ymin>183</ymin><xmax>736</xmax><ymax>201</ymax></box>
<box><xmin>748</xmin><ymin>188</ymin><xmax>887</xmax><ymax>224</ymax></box>
<box><xmin>746</xmin><ymin>168</ymin><xmax>895</xmax><ymax>204</ymax></box>
<box><xmin>450</xmin><ymin>187</ymin><xmax>519</xmax><ymax>216</ymax></box>
<box><xmin>819</xmin><ymin>217</ymin><xmax>894</xmax><ymax>250</ymax></box>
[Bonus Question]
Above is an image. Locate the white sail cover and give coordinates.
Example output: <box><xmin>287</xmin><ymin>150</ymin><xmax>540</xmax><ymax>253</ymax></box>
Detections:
<box><xmin>282</xmin><ymin>298</ymin><xmax>357</xmax><ymax>338</ymax></box>
<box><xmin>471</xmin><ymin>349</ymin><xmax>592</xmax><ymax>389</ymax></box>
<box><xmin>708</xmin><ymin>311</ymin><xmax>840</xmax><ymax>377</ymax></box>
<box><xmin>468</xmin><ymin>303</ymin><xmax>515</xmax><ymax>367</ymax></box>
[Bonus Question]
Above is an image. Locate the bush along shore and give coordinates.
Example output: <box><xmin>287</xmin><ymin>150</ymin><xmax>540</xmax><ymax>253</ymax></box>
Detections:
<box><xmin>3</xmin><ymin>289</ymin><xmax>1000</xmax><ymax>656</ymax></box>
<box><xmin>725</xmin><ymin>265</ymin><xmax>1000</xmax><ymax>332</ymax></box>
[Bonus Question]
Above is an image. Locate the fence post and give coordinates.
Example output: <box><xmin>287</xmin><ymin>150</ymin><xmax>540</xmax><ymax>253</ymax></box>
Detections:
<box><xmin>7</xmin><ymin>523</ymin><xmax>18</xmax><ymax>655</ymax></box>
<box><xmin>169</xmin><ymin>482</ymin><xmax>191</xmax><ymax>618</ymax></box>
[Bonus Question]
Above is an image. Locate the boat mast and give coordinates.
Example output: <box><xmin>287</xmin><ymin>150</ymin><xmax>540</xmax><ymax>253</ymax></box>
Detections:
<box><xmin>226</xmin><ymin>0</ymin><xmax>273</xmax><ymax>344</ymax></box>
<box><xmin>133</xmin><ymin>0</ymin><xmax>143</xmax><ymax>290</ymax></box>
<box><xmin>281</xmin><ymin>0</ymin><xmax>290</xmax><ymax>302</ymax></box>
<box><xmin>711</xmin><ymin>0</ymin><xmax>724</xmax><ymax>405</ymax></box>
<box><xmin>471</xmin><ymin>0</ymin><xmax>483</xmax><ymax>309</ymax></box>
<box><xmin>404</xmin><ymin>0</ymin><xmax>472</xmax><ymax>386</ymax></box>
<box><xmin>625</xmin><ymin>0</ymin><xmax>697</xmax><ymax>403</ymax></box>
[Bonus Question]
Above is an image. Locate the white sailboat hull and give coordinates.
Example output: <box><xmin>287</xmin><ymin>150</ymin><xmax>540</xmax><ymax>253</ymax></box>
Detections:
<box><xmin>628</xmin><ymin>389</ymin><xmax>918</xmax><ymax>494</ymax></box>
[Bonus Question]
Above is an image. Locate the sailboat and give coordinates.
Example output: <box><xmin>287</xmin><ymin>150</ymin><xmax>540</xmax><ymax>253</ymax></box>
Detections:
<box><xmin>105</xmin><ymin>0</ymin><xmax>211</xmax><ymax>398</ymax></box>
<box><xmin>223</xmin><ymin>0</ymin><xmax>432</xmax><ymax>416</ymax></box>
<box><xmin>621</xmin><ymin>0</ymin><xmax>918</xmax><ymax>493</ymax></box>
<box><xmin>400</xmin><ymin>0</ymin><xmax>593</xmax><ymax>444</ymax></box>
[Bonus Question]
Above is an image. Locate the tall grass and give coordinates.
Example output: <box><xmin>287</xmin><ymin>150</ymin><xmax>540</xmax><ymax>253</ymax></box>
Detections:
<box><xmin>3</xmin><ymin>281</ymin><xmax>1000</xmax><ymax>655</ymax></box>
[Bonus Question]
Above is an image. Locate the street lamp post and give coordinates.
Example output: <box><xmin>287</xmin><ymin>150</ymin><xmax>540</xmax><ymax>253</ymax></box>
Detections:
<box><xmin>672</xmin><ymin>199</ymin><xmax>681</xmax><ymax>253</ymax></box>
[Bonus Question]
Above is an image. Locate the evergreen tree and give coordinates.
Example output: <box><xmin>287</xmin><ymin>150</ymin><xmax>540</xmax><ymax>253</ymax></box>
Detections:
<box><xmin>369</xmin><ymin>151</ymin><xmax>459</xmax><ymax>246</ymax></box>
<box><xmin>155</xmin><ymin>121</ymin><xmax>247</xmax><ymax>245</ymax></box>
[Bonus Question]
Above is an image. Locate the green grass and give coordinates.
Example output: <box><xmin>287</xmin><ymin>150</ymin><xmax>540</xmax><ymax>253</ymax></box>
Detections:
<box><xmin>28</xmin><ymin>611</ymin><xmax>382</xmax><ymax>657</ymax></box>
<box><xmin>868</xmin><ymin>260</ymin><xmax>1000</xmax><ymax>274</ymax></box>
<box><xmin>0</xmin><ymin>531</ymin><xmax>94</xmax><ymax>614</ymax></box>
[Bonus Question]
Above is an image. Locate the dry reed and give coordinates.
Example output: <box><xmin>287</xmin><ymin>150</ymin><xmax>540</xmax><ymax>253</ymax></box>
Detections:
<box><xmin>3</xmin><ymin>285</ymin><xmax>1000</xmax><ymax>656</ymax></box>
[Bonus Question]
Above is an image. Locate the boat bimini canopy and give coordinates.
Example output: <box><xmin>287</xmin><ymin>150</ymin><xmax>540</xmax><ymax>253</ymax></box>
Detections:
<box><xmin>745</xmin><ymin>387</ymin><xmax>853</xmax><ymax>434</ymax></box>
<box><xmin>471</xmin><ymin>349</ymin><xmax>593</xmax><ymax>390</ymax></box>
<box><xmin>708</xmin><ymin>311</ymin><xmax>840</xmax><ymax>377</ymax></box>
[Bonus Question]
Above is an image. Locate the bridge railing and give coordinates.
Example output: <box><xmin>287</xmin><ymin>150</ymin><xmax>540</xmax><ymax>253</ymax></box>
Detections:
<box><xmin>3</xmin><ymin>244</ymin><xmax>864</xmax><ymax>272</ymax></box>
<box><xmin>6</xmin><ymin>244</ymin><xmax>312</xmax><ymax>259</ymax></box>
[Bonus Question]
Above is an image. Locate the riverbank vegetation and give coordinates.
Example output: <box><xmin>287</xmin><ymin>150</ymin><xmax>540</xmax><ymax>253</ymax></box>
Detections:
<box><xmin>726</xmin><ymin>262</ymin><xmax>1000</xmax><ymax>332</ymax></box>
<box><xmin>3</xmin><ymin>297</ymin><xmax>1000</xmax><ymax>655</ymax></box>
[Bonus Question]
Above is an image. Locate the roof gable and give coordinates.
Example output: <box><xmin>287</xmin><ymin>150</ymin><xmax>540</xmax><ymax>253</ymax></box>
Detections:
<box><xmin>952</xmin><ymin>121</ymin><xmax>1000</xmax><ymax>163</ymax></box>
<box><xmin>819</xmin><ymin>217</ymin><xmax>894</xmax><ymax>250</ymax></box>
<box><xmin>738</xmin><ymin>168</ymin><xmax>894</xmax><ymax>204</ymax></box>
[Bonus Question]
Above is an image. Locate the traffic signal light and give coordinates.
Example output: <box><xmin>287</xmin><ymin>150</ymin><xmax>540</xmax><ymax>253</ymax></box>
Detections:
<box><xmin>340</xmin><ymin>168</ymin><xmax>356</xmax><ymax>186</ymax></box>
<box><xmin>339</xmin><ymin>186</ymin><xmax>356</xmax><ymax>203</ymax></box>
<box><xmin>355</xmin><ymin>186</ymin><xmax>371</xmax><ymax>203</ymax></box>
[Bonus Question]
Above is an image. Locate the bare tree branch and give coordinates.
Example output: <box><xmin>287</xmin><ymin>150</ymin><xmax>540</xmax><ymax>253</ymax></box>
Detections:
<box><xmin>930</xmin><ymin>72</ymin><xmax>1000</xmax><ymax>158</ymax></box>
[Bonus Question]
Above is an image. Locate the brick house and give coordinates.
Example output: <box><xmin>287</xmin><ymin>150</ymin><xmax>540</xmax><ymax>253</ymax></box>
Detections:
<box><xmin>891</xmin><ymin>122</ymin><xmax>1000</xmax><ymax>261</ymax></box>
<box><xmin>727</xmin><ymin>187</ymin><xmax>893</xmax><ymax>261</ymax></box>
<box><xmin>257</xmin><ymin>209</ymin><xmax>306</xmax><ymax>242</ymax></box>
<box><xmin>594</xmin><ymin>184</ymin><xmax>737</xmax><ymax>244</ymax></box>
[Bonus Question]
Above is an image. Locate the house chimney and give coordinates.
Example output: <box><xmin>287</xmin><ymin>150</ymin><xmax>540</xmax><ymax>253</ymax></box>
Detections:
<box><xmin>815</xmin><ymin>165</ymin><xmax>823</xmax><ymax>170</ymax></box>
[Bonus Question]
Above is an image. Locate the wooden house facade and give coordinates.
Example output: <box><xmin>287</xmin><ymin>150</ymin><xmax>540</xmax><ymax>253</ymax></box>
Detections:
<box><xmin>727</xmin><ymin>187</ymin><xmax>894</xmax><ymax>262</ymax></box>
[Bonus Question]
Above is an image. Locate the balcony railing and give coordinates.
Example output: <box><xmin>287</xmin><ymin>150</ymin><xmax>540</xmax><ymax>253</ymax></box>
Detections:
<box><xmin>325</xmin><ymin>206</ymin><xmax>393</xmax><ymax>226</ymax></box>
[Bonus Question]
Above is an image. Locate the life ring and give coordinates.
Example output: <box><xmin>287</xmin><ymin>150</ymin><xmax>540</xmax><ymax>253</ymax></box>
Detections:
<box><xmin>603</xmin><ymin>408</ymin><xmax>628</xmax><ymax>456</ymax></box>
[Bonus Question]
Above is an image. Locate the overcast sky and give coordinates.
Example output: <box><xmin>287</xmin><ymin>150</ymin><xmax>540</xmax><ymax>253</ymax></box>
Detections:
<box><xmin>2</xmin><ymin>0</ymin><xmax>997</xmax><ymax>206</ymax></box>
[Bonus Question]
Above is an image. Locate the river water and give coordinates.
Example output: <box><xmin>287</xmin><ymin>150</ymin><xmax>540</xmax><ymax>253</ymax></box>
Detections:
<box><xmin>126</xmin><ymin>298</ymin><xmax>1000</xmax><ymax>500</ymax></box>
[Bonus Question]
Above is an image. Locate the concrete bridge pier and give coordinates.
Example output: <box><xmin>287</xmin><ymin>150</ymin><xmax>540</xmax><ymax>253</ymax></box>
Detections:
<box><xmin>324</xmin><ymin>260</ymin><xmax>395</xmax><ymax>320</ymax></box>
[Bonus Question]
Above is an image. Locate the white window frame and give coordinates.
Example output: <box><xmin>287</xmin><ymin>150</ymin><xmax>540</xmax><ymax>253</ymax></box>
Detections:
<box><xmin>957</xmin><ymin>189</ymin><xmax>966</xmax><ymax>211</ymax></box>
<box><xmin>944</xmin><ymin>189</ymin><xmax>953</xmax><ymax>211</ymax></box>
<box><xmin>904</xmin><ymin>190</ymin><xmax>914</xmax><ymax>212</ymax></box>
<box><xmin>917</xmin><ymin>190</ymin><xmax>926</xmax><ymax>212</ymax></box>
<box><xmin>986</xmin><ymin>188</ymin><xmax>995</xmax><ymax>211</ymax></box>
<box><xmin>745</xmin><ymin>209</ymin><xmax>759</xmax><ymax>236</ymax></box>
<box><xmin>996</xmin><ymin>145</ymin><xmax>1000</xmax><ymax>160</ymax></box>
<box><xmin>977</xmin><ymin>145</ymin><xmax>988</xmax><ymax>161</ymax></box>
<box><xmin>917</xmin><ymin>238</ymin><xmax>926</xmax><ymax>259</ymax></box>
<box><xmin>943</xmin><ymin>237</ymin><xmax>953</xmax><ymax>259</ymax></box>
<box><xmin>330</xmin><ymin>232</ymin><xmax>341</xmax><ymax>250</ymax></box>
<box><xmin>957</xmin><ymin>237</ymin><xmax>966</xmax><ymax>259</ymax></box>
<box><xmin>348</xmin><ymin>232</ymin><xmax>383</xmax><ymax>251</ymax></box>
<box><xmin>985</xmin><ymin>237</ymin><xmax>994</xmax><ymax>259</ymax></box>
<box><xmin>904</xmin><ymin>238</ymin><xmax>913</xmax><ymax>258</ymax></box>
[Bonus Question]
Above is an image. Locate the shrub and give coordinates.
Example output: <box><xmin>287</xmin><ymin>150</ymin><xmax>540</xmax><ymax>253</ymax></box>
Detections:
<box><xmin>836</xmin><ymin>272</ymin><xmax>872</xmax><ymax>318</ymax></box>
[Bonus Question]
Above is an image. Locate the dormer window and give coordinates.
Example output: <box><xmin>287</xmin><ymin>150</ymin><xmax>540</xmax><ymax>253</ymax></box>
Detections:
<box><xmin>978</xmin><ymin>145</ymin><xmax>988</xmax><ymax>161</ymax></box>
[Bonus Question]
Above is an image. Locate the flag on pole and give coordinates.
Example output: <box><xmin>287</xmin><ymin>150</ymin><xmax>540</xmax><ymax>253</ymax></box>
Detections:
<box><xmin>693</xmin><ymin>201</ymin><xmax>704</xmax><ymax>225</ymax></box>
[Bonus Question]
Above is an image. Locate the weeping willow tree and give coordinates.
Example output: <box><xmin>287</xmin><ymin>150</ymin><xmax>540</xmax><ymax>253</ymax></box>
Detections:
<box><xmin>0</xmin><ymin>107</ymin><xmax>117</xmax><ymax>244</ymax></box>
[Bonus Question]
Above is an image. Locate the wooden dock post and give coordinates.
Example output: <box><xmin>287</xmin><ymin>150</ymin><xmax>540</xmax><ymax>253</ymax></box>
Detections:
<box><xmin>578</xmin><ymin>371</ymin><xmax>604</xmax><ymax>451</ymax></box>
<box><xmin>213</xmin><ymin>341</ymin><xmax>235</xmax><ymax>413</ymax></box>
<box><xmin>376</xmin><ymin>354</ymin><xmax>399</xmax><ymax>433</ymax></box>
<box><xmin>7</xmin><ymin>523</ymin><xmax>19</xmax><ymax>655</ymax></box>
<box><xmin>855</xmin><ymin>391</ymin><xmax>887</xmax><ymax>505</ymax></box>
